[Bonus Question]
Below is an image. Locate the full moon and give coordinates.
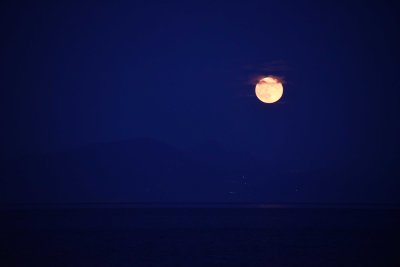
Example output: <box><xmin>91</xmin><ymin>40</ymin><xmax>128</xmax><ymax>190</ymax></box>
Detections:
<box><xmin>255</xmin><ymin>76</ymin><xmax>283</xmax><ymax>104</ymax></box>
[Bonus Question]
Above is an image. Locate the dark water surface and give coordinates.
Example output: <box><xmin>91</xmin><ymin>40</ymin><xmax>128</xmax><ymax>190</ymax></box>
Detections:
<box><xmin>2</xmin><ymin>207</ymin><xmax>399</xmax><ymax>266</ymax></box>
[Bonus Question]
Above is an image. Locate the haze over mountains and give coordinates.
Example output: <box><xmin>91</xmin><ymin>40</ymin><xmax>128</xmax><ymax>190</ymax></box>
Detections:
<box><xmin>1</xmin><ymin>138</ymin><xmax>398</xmax><ymax>204</ymax></box>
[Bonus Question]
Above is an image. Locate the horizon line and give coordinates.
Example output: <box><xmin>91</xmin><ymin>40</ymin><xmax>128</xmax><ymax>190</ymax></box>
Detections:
<box><xmin>1</xmin><ymin>202</ymin><xmax>399</xmax><ymax>210</ymax></box>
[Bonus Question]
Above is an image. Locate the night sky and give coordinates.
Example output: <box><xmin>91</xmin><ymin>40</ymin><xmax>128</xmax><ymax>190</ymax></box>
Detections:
<box><xmin>1</xmin><ymin>1</ymin><xmax>399</xmax><ymax>203</ymax></box>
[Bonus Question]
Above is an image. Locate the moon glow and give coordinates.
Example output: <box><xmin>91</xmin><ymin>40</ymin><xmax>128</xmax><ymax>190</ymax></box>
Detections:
<box><xmin>255</xmin><ymin>76</ymin><xmax>283</xmax><ymax>104</ymax></box>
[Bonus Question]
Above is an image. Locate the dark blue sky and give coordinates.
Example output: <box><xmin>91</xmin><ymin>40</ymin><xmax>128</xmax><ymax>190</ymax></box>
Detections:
<box><xmin>1</xmin><ymin>1</ymin><xmax>399</xmax><ymax>189</ymax></box>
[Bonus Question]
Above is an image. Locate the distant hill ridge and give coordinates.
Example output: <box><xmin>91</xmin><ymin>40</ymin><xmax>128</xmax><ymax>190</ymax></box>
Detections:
<box><xmin>1</xmin><ymin>137</ymin><xmax>398</xmax><ymax>204</ymax></box>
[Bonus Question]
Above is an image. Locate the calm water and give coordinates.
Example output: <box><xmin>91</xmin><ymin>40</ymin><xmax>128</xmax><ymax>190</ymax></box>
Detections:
<box><xmin>2</xmin><ymin>207</ymin><xmax>399</xmax><ymax>266</ymax></box>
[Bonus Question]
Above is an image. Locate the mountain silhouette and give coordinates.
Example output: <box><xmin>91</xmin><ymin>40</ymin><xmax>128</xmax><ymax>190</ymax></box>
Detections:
<box><xmin>1</xmin><ymin>138</ymin><xmax>398</xmax><ymax>204</ymax></box>
<box><xmin>1</xmin><ymin>138</ymin><xmax>258</xmax><ymax>203</ymax></box>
